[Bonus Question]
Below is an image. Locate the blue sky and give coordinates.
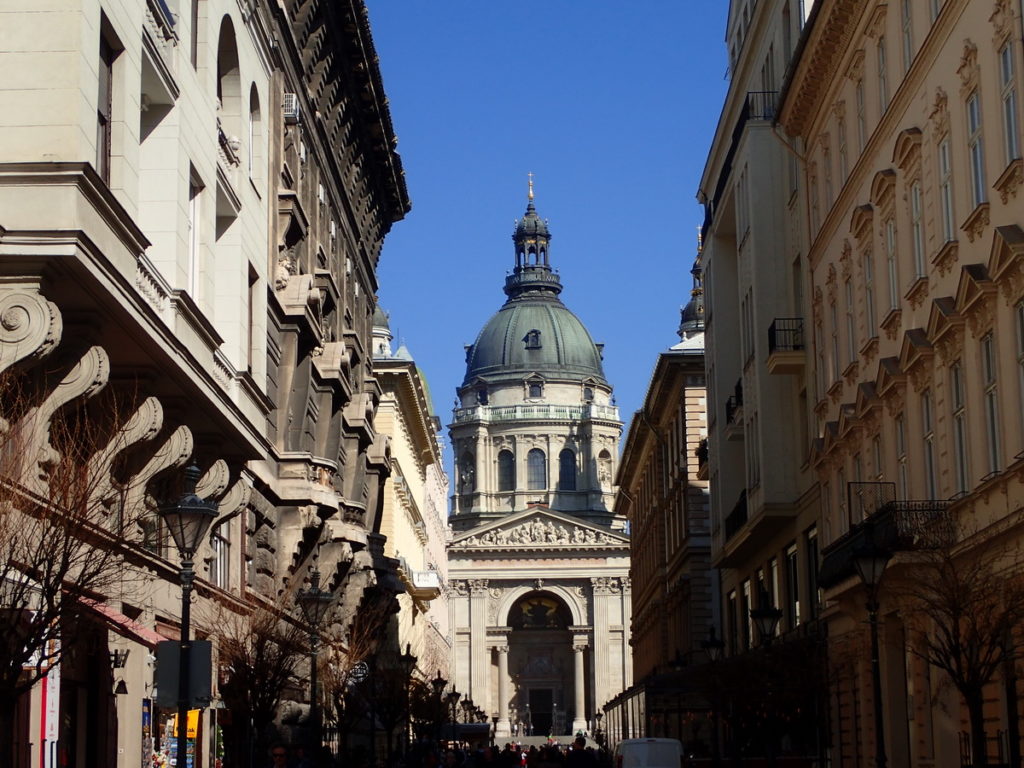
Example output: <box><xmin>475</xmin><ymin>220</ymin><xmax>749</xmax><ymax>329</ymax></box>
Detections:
<box><xmin>368</xmin><ymin>2</ymin><xmax>729</xmax><ymax>457</ymax></box>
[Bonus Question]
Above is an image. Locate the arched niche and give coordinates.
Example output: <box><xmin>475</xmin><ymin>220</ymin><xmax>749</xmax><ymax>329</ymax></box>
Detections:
<box><xmin>496</xmin><ymin>584</ymin><xmax>585</xmax><ymax>627</ymax></box>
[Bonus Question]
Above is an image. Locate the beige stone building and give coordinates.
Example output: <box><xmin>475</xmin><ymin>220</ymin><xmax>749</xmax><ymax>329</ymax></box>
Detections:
<box><xmin>373</xmin><ymin>308</ymin><xmax>452</xmax><ymax>680</ymax></box>
<box><xmin>696</xmin><ymin>0</ymin><xmax>828</xmax><ymax>761</ymax></box>
<box><xmin>777</xmin><ymin>0</ymin><xmax>1024</xmax><ymax>765</ymax></box>
<box><xmin>0</xmin><ymin>0</ymin><xmax>409</xmax><ymax>766</ymax></box>
<box><xmin>447</xmin><ymin>192</ymin><xmax>631</xmax><ymax>739</ymax></box>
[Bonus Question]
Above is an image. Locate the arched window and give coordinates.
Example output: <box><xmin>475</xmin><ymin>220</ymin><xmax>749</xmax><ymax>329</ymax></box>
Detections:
<box><xmin>498</xmin><ymin>450</ymin><xmax>515</xmax><ymax>491</ymax></box>
<box><xmin>248</xmin><ymin>83</ymin><xmax>263</xmax><ymax>184</ymax></box>
<box><xmin>216</xmin><ymin>17</ymin><xmax>241</xmax><ymax>149</ymax></box>
<box><xmin>527</xmin><ymin>449</ymin><xmax>547</xmax><ymax>490</ymax></box>
<box><xmin>559</xmin><ymin>449</ymin><xmax>576</xmax><ymax>490</ymax></box>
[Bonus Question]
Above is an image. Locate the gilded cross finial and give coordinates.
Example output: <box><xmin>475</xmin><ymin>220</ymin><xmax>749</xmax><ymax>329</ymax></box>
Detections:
<box><xmin>527</xmin><ymin>172</ymin><xmax>534</xmax><ymax>201</ymax></box>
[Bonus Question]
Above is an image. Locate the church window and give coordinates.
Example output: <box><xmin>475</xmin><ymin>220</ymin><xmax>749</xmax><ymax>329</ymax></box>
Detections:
<box><xmin>498</xmin><ymin>450</ymin><xmax>515</xmax><ymax>491</ymax></box>
<box><xmin>559</xmin><ymin>449</ymin><xmax>576</xmax><ymax>491</ymax></box>
<box><xmin>524</xmin><ymin>329</ymin><xmax>542</xmax><ymax>349</ymax></box>
<box><xmin>527</xmin><ymin>449</ymin><xmax>547</xmax><ymax>490</ymax></box>
<box><xmin>583</xmin><ymin>387</ymin><xmax>594</xmax><ymax>402</ymax></box>
<box><xmin>528</xmin><ymin>380</ymin><xmax>544</xmax><ymax>399</ymax></box>
<box><xmin>477</xmin><ymin>388</ymin><xmax>488</xmax><ymax>405</ymax></box>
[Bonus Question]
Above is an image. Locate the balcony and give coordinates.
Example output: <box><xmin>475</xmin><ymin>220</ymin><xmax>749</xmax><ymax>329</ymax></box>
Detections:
<box><xmin>452</xmin><ymin>402</ymin><xmax>619</xmax><ymax>424</ymax></box>
<box><xmin>715</xmin><ymin>488</ymin><xmax>802</xmax><ymax>568</ymax></box>
<box><xmin>766</xmin><ymin>317</ymin><xmax>806</xmax><ymax>375</ymax></box>
<box><xmin>819</xmin><ymin>495</ymin><xmax>955</xmax><ymax>589</ymax></box>
<box><xmin>724</xmin><ymin>379</ymin><xmax>744</xmax><ymax>441</ymax></box>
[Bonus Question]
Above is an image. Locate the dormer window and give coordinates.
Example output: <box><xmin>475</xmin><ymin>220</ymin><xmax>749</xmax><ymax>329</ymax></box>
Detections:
<box><xmin>583</xmin><ymin>387</ymin><xmax>594</xmax><ymax>403</ymax></box>
<box><xmin>524</xmin><ymin>329</ymin><xmax>542</xmax><ymax>349</ymax></box>
<box><xmin>527</xmin><ymin>379</ymin><xmax>544</xmax><ymax>399</ymax></box>
<box><xmin>477</xmin><ymin>388</ymin><xmax>489</xmax><ymax>405</ymax></box>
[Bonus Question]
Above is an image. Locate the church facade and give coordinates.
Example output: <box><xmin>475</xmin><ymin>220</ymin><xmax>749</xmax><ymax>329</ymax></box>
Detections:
<box><xmin>447</xmin><ymin>188</ymin><xmax>631</xmax><ymax>739</ymax></box>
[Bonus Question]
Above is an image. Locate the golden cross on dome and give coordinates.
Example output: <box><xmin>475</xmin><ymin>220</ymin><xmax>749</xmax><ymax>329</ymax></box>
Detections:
<box><xmin>527</xmin><ymin>172</ymin><xmax>534</xmax><ymax>201</ymax></box>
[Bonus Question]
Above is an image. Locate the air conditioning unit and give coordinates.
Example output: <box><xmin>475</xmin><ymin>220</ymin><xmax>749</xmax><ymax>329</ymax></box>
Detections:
<box><xmin>283</xmin><ymin>93</ymin><xmax>301</xmax><ymax>124</ymax></box>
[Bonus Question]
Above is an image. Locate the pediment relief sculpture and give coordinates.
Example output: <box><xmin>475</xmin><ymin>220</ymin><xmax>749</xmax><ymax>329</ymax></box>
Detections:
<box><xmin>453</xmin><ymin>516</ymin><xmax>623</xmax><ymax>549</ymax></box>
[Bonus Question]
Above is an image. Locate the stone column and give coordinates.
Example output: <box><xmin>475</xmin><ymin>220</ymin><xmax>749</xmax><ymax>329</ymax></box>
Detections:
<box><xmin>469</xmin><ymin>579</ymin><xmax>490</xmax><ymax>711</ymax></box>
<box><xmin>591</xmin><ymin>578</ymin><xmax>611</xmax><ymax>714</ymax></box>
<box><xmin>496</xmin><ymin>645</ymin><xmax>511</xmax><ymax>738</ymax></box>
<box><xmin>572</xmin><ymin>645</ymin><xmax>587</xmax><ymax>734</ymax></box>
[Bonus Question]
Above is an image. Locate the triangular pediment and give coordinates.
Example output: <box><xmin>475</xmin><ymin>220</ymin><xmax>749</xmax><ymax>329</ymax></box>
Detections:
<box><xmin>450</xmin><ymin>507</ymin><xmax>629</xmax><ymax>551</ymax></box>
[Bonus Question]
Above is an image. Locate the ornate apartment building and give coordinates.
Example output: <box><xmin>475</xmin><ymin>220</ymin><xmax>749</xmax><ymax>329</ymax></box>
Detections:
<box><xmin>372</xmin><ymin>308</ymin><xmax>451</xmax><ymax>679</ymax></box>
<box><xmin>603</xmin><ymin>260</ymin><xmax>713</xmax><ymax>750</ymax></box>
<box><xmin>698</xmin><ymin>0</ymin><xmax>1024</xmax><ymax>765</ymax></box>
<box><xmin>779</xmin><ymin>0</ymin><xmax>1024</xmax><ymax>765</ymax></box>
<box><xmin>0</xmin><ymin>0</ymin><xmax>411</xmax><ymax>766</ymax></box>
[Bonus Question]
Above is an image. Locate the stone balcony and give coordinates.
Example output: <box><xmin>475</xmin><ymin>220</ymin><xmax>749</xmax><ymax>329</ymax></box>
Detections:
<box><xmin>452</xmin><ymin>402</ymin><xmax>619</xmax><ymax>424</ymax></box>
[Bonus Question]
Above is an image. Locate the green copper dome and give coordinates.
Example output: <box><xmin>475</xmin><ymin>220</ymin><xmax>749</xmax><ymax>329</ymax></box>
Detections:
<box><xmin>463</xmin><ymin>190</ymin><xmax>607</xmax><ymax>386</ymax></box>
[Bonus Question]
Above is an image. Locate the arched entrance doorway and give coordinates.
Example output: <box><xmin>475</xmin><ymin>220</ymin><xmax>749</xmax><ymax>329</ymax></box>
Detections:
<box><xmin>507</xmin><ymin>591</ymin><xmax>576</xmax><ymax>736</ymax></box>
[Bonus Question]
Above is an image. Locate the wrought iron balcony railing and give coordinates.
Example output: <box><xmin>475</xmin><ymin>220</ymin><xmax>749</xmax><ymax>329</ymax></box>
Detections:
<box><xmin>768</xmin><ymin>317</ymin><xmax>805</xmax><ymax>353</ymax></box>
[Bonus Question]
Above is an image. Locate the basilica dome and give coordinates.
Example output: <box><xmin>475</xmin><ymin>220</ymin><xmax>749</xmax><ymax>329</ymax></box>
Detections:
<box><xmin>462</xmin><ymin>191</ymin><xmax>606</xmax><ymax>386</ymax></box>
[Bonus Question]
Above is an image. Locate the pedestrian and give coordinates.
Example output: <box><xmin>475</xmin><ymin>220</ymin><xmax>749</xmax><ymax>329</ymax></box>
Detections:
<box><xmin>268</xmin><ymin>744</ymin><xmax>289</xmax><ymax>768</ymax></box>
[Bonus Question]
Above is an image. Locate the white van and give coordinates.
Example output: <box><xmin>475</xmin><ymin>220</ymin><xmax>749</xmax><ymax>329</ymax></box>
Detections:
<box><xmin>613</xmin><ymin>738</ymin><xmax>684</xmax><ymax>768</ymax></box>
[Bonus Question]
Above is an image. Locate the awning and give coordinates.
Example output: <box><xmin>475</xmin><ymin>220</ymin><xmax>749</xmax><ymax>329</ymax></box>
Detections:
<box><xmin>80</xmin><ymin>598</ymin><xmax>165</xmax><ymax>650</ymax></box>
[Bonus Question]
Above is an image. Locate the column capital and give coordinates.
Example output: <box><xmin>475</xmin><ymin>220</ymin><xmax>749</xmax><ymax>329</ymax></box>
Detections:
<box><xmin>468</xmin><ymin>578</ymin><xmax>489</xmax><ymax>594</ymax></box>
<box><xmin>494</xmin><ymin>645</ymin><xmax>509</xmax><ymax>654</ymax></box>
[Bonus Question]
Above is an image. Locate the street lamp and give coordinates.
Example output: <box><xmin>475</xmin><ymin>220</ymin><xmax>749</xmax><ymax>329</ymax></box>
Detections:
<box><xmin>298</xmin><ymin>568</ymin><xmax>333</xmax><ymax>757</ymax></box>
<box><xmin>853</xmin><ymin>529</ymin><xmax>893</xmax><ymax>768</ymax></box>
<box><xmin>446</xmin><ymin>690</ymin><xmax>461</xmax><ymax>744</ymax></box>
<box><xmin>701</xmin><ymin>626</ymin><xmax>725</xmax><ymax>768</ymax></box>
<box><xmin>400</xmin><ymin>644</ymin><xmax>417</xmax><ymax>751</ymax></box>
<box><xmin>749</xmin><ymin>592</ymin><xmax>783</xmax><ymax>647</ymax></box>
<box><xmin>159</xmin><ymin>464</ymin><xmax>219</xmax><ymax>768</ymax></box>
<box><xmin>594</xmin><ymin>711</ymin><xmax>604</xmax><ymax>747</ymax></box>
<box><xmin>430</xmin><ymin>672</ymin><xmax>447</xmax><ymax>743</ymax></box>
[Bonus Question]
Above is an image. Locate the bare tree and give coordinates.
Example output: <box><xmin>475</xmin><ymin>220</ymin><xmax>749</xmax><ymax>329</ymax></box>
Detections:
<box><xmin>0</xmin><ymin>371</ymin><xmax>147</xmax><ymax>764</ymax></box>
<box><xmin>200</xmin><ymin>599</ymin><xmax>306</xmax><ymax>767</ymax></box>
<box><xmin>897</xmin><ymin>537</ymin><xmax>1024</xmax><ymax>768</ymax></box>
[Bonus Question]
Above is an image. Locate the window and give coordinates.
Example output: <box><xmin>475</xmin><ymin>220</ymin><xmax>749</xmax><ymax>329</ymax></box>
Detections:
<box><xmin>900</xmin><ymin>0</ymin><xmax>913</xmax><ymax>73</ymax></box>
<box><xmin>97</xmin><ymin>30</ymin><xmax>118</xmax><ymax>184</ymax></box>
<box><xmin>951</xmin><ymin>361</ymin><xmax>969</xmax><ymax>495</ymax></box>
<box><xmin>910</xmin><ymin>181</ymin><xmax>925</xmax><ymax>278</ymax></box>
<box><xmin>210</xmin><ymin>521</ymin><xmax>230</xmax><ymax>589</ymax></box>
<box><xmin>872</xmin><ymin>434</ymin><xmax>884</xmax><ymax>480</ymax></box>
<box><xmin>785</xmin><ymin>543</ymin><xmax>800</xmax><ymax>629</ymax></box>
<box><xmin>524</xmin><ymin>329</ymin><xmax>542</xmax><ymax>349</ymax></box>
<box><xmin>477</xmin><ymin>388</ymin><xmax>488</xmax><ymax>405</ymax></box>
<box><xmin>247</xmin><ymin>265</ymin><xmax>258</xmax><ymax>372</ymax></box>
<box><xmin>885</xmin><ymin>219</ymin><xmax>899</xmax><ymax>309</ymax></box>
<box><xmin>527</xmin><ymin>448</ymin><xmax>547</xmax><ymax>490</ymax></box>
<box><xmin>864</xmin><ymin>250</ymin><xmax>877</xmax><ymax>338</ymax></box>
<box><xmin>727</xmin><ymin>591</ymin><xmax>738</xmax><ymax>655</ymax></box>
<box><xmin>877</xmin><ymin>37</ymin><xmax>889</xmax><ymax>113</ymax></box>
<box><xmin>856</xmin><ymin>79</ymin><xmax>867</xmax><ymax>151</ymax></box>
<box><xmin>837</xmin><ymin>112</ymin><xmax>849</xmax><ymax>186</ymax></box>
<box><xmin>930</xmin><ymin>0</ymin><xmax>942</xmax><ymax>21</ymax></box>
<box><xmin>248</xmin><ymin>84</ymin><xmax>263</xmax><ymax>184</ymax></box>
<box><xmin>805</xmin><ymin>527</ymin><xmax>819</xmax><ymax>619</ymax></box>
<box><xmin>844</xmin><ymin>280</ymin><xmax>856</xmax><ymax>364</ymax></box>
<box><xmin>922</xmin><ymin>389</ymin><xmax>936</xmax><ymax>497</ymax></box>
<box><xmin>823</xmin><ymin>144</ymin><xmax>833</xmax><ymax>207</ymax></box>
<box><xmin>741</xmin><ymin>580</ymin><xmax>752</xmax><ymax>650</ymax></box>
<box><xmin>583</xmin><ymin>386</ymin><xmax>594</xmax><ymax>403</ymax></box>
<box><xmin>896</xmin><ymin>413</ymin><xmax>908</xmax><ymax>499</ymax></box>
<box><xmin>1000</xmin><ymin>44</ymin><xmax>1020</xmax><ymax>162</ymax></box>
<box><xmin>188</xmin><ymin>172</ymin><xmax>203</xmax><ymax>296</ymax></box>
<box><xmin>527</xmin><ymin>380</ymin><xmax>543</xmax><ymax>399</ymax></box>
<box><xmin>982</xmin><ymin>333</ymin><xmax>1002</xmax><ymax>474</ymax></box>
<box><xmin>498</xmin><ymin>450</ymin><xmax>515</xmax><ymax>491</ymax></box>
<box><xmin>967</xmin><ymin>91</ymin><xmax>987</xmax><ymax>207</ymax></box>
<box><xmin>558</xmin><ymin>449</ymin><xmax>576</xmax><ymax>491</ymax></box>
<box><xmin>190</xmin><ymin>0</ymin><xmax>200</xmax><ymax>67</ymax></box>
<box><xmin>938</xmin><ymin>139</ymin><xmax>955</xmax><ymax>242</ymax></box>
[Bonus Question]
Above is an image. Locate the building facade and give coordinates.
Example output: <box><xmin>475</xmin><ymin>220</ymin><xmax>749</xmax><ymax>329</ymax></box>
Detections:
<box><xmin>447</xmin><ymin>189</ymin><xmax>631</xmax><ymax>739</ymax></box>
<box><xmin>373</xmin><ymin>309</ymin><xmax>452</xmax><ymax>680</ymax></box>
<box><xmin>602</xmin><ymin>261</ymin><xmax>715</xmax><ymax>750</ymax></box>
<box><xmin>778</xmin><ymin>0</ymin><xmax>1024</xmax><ymax>765</ymax></box>
<box><xmin>696</xmin><ymin>0</ymin><xmax>828</xmax><ymax>762</ymax></box>
<box><xmin>0</xmin><ymin>0</ymin><xmax>409</xmax><ymax>765</ymax></box>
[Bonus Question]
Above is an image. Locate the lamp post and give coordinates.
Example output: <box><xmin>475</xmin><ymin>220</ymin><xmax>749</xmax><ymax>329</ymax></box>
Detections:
<box><xmin>853</xmin><ymin>529</ymin><xmax>893</xmax><ymax>768</ymax></box>
<box><xmin>399</xmin><ymin>644</ymin><xmax>417</xmax><ymax>753</ymax></box>
<box><xmin>298</xmin><ymin>568</ymin><xmax>333</xmax><ymax>759</ymax></box>
<box><xmin>749</xmin><ymin>591</ymin><xmax>783</xmax><ymax>648</ymax></box>
<box><xmin>446</xmin><ymin>690</ymin><xmax>461</xmax><ymax>745</ymax></box>
<box><xmin>701</xmin><ymin>626</ymin><xmax>725</xmax><ymax>768</ymax></box>
<box><xmin>594</xmin><ymin>711</ymin><xmax>604</xmax><ymax>748</ymax></box>
<box><xmin>430</xmin><ymin>671</ymin><xmax>447</xmax><ymax>744</ymax></box>
<box><xmin>159</xmin><ymin>465</ymin><xmax>219</xmax><ymax>768</ymax></box>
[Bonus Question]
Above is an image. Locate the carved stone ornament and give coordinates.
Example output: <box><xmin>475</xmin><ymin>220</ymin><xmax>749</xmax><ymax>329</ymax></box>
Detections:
<box><xmin>0</xmin><ymin>286</ymin><xmax>62</xmax><ymax>374</ymax></box>
<box><xmin>87</xmin><ymin>396</ymin><xmax>164</xmax><ymax>512</ymax></box>
<box><xmin>932</xmin><ymin>240</ymin><xmax>960</xmax><ymax>277</ymax></box>
<box><xmin>958</xmin><ymin>40</ymin><xmax>980</xmax><ymax>97</ymax></box>
<box><xmin>840</xmin><ymin>241</ymin><xmax>853</xmax><ymax>279</ymax></box>
<box><xmin>865</xmin><ymin>4</ymin><xmax>887</xmax><ymax>39</ymax></box>
<box><xmin>846</xmin><ymin>49</ymin><xmax>866</xmax><ymax>82</ymax></box>
<box><xmin>454</xmin><ymin>517</ymin><xmax>622</xmax><ymax>549</ymax></box>
<box><xmin>965</xmin><ymin>296</ymin><xmax>996</xmax><ymax>338</ymax></box>
<box><xmin>961</xmin><ymin>203</ymin><xmax>991</xmax><ymax>244</ymax></box>
<box><xmin>450</xmin><ymin>580</ymin><xmax>469</xmax><ymax>597</ymax></box>
<box><xmin>468</xmin><ymin>578</ymin><xmax>489</xmax><ymax>594</ymax></box>
<box><xmin>991</xmin><ymin>0</ymin><xmax>1014</xmax><ymax>46</ymax></box>
<box><xmin>928</xmin><ymin>88</ymin><xmax>950</xmax><ymax>138</ymax></box>
<box><xmin>591</xmin><ymin>576</ymin><xmax>623</xmax><ymax>595</ymax></box>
